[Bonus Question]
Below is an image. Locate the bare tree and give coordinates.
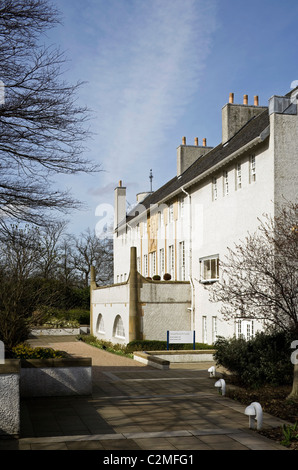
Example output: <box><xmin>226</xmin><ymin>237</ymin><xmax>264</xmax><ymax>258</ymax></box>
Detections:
<box><xmin>74</xmin><ymin>228</ymin><xmax>113</xmax><ymax>287</ymax></box>
<box><xmin>36</xmin><ymin>221</ymin><xmax>68</xmax><ymax>279</ymax></box>
<box><xmin>0</xmin><ymin>0</ymin><xmax>97</xmax><ymax>225</ymax></box>
<box><xmin>209</xmin><ymin>202</ymin><xmax>298</xmax><ymax>333</ymax></box>
<box><xmin>209</xmin><ymin>201</ymin><xmax>298</xmax><ymax>397</ymax></box>
<box><xmin>0</xmin><ymin>222</ymin><xmax>42</xmax><ymax>351</ymax></box>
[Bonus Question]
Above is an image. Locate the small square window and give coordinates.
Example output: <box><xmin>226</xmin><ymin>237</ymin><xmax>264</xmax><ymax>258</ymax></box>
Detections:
<box><xmin>200</xmin><ymin>255</ymin><xmax>219</xmax><ymax>283</ymax></box>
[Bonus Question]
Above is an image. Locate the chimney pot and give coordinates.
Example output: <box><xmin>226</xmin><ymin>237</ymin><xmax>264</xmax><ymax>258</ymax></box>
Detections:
<box><xmin>229</xmin><ymin>93</ymin><xmax>234</xmax><ymax>104</ymax></box>
<box><xmin>194</xmin><ymin>137</ymin><xmax>198</xmax><ymax>146</ymax></box>
<box><xmin>119</xmin><ymin>180</ymin><xmax>122</xmax><ymax>187</ymax></box>
<box><xmin>243</xmin><ymin>94</ymin><xmax>248</xmax><ymax>105</ymax></box>
<box><xmin>254</xmin><ymin>95</ymin><xmax>259</xmax><ymax>106</ymax></box>
<box><xmin>203</xmin><ymin>138</ymin><xmax>207</xmax><ymax>147</ymax></box>
<box><xmin>182</xmin><ymin>136</ymin><xmax>186</xmax><ymax>145</ymax></box>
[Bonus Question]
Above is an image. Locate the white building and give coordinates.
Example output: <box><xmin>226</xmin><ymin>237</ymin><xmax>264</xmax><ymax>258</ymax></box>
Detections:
<box><xmin>91</xmin><ymin>88</ymin><xmax>298</xmax><ymax>345</ymax></box>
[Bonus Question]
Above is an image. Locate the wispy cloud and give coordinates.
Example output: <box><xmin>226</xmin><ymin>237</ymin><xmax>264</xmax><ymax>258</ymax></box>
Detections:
<box><xmin>72</xmin><ymin>0</ymin><xmax>217</xmax><ymax>191</ymax></box>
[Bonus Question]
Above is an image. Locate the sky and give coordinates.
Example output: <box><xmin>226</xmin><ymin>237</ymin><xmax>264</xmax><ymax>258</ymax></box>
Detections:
<box><xmin>45</xmin><ymin>0</ymin><xmax>298</xmax><ymax>236</ymax></box>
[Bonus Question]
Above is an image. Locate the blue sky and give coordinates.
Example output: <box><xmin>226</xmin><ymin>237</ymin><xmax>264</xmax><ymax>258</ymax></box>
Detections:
<box><xmin>46</xmin><ymin>0</ymin><xmax>298</xmax><ymax>235</ymax></box>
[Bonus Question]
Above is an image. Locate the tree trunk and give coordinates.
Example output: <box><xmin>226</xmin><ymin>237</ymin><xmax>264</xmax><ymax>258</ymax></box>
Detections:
<box><xmin>288</xmin><ymin>364</ymin><xmax>298</xmax><ymax>400</ymax></box>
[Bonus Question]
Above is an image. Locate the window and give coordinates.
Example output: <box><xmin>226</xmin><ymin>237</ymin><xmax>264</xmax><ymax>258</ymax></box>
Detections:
<box><xmin>236</xmin><ymin>320</ymin><xmax>255</xmax><ymax>341</ymax></box>
<box><xmin>169</xmin><ymin>244</ymin><xmax>175</xmax><ymax>279</ymax></box>
<box><xmin>179</xmin><ymin>241</ymin><xmax>186</xmax><ymax>281</ymax></box>
<box><xmin>96</xmin><ymin>314</ymin><xmax>105</xmax><ymax>334</ymax></box>
<box><xmin>202</xmin><ymin>316</ymin><xmax>207</xmax><ymax>344</ymax></box>
<box><xmin>149</xmin><ymin>251</ymin><xmax>156</xmax><ymax>277</ymax></box>
<box><xmin>114</xmin><ymin>315</ymin><xmax>125</xmax><ymax>339</ymax></box>
<box><xmin>212</xmin><ymin>178</ymin><xmax>218</xmax><ymax>200</ymax></box>
<box><xmin>169</xmin><ymin>204</ymin><xmax>174</xmax><ymax>223</ymax></box>
<box><xmin>137</xmin><ymin>256</ymin><xmax>141</xmax><ymax>273</ymax></box>
<box><xmin>143</xmin><ymin>254</ymin><xmax>148</xmax><ymax>277</ymax></box>
<box><xmin>212</xmin><ymin>316</ymin><xmax>217</xmax><ymax>344</ymax></box>
<box><xmin>200</xmin><ymin>255</ymin><xmax>219</xmax><ymax>283</ymax></box>
<box><xmin>179</xmin><ymin>198</ymin><xmax>185</xmax><ymax>218</ymax></box>
<box><xmin>236</xmin><ymin>163</ymin><xmax>242</xmax><ymax>189</ymax></box>
<box><xmin>159</xmin><ymin>248</ymin><xmax>165</xmax><ymax>277</ymax></box>
<box><xmin>250</xmin><ymin>155</ymin><xmax>256</xmax><ymax>182</ymax></box>
<box><xmin>223</xmin><ymin>170</ymin><xmax>229</xmax><ymax>196</ymax></box>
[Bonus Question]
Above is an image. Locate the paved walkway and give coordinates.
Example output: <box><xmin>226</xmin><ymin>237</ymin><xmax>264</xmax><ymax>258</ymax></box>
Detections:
<box><xmin>1</xmin><ymin>336</ymin><xmax>290</xmax><ymax>452</ymax></box>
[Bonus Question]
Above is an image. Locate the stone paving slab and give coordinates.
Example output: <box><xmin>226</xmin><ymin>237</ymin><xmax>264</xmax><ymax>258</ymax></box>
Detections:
<box><xmin>0</xmin><ymin>336</ymin><xmax>291</xmax><ymax>452</ymax></box>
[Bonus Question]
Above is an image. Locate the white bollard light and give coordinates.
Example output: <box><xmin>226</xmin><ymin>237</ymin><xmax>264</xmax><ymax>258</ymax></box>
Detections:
<box><xmin>244</xmin><ymin>402</ymin><xmax>263</xmax><ymax>430</ymax></box>
<box><xmin>215</xmin><ymin>378</ymin><xmax>226</xmax><ymax>396</ymax></box>
<box><xmin>208</xmin><ymin>366</ymin><xmax>216</xmax><ymax>378</ymax></box>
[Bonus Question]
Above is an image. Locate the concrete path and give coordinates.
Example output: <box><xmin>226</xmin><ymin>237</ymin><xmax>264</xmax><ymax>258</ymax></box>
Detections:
<box><xmin>1</xmin><ymin>336</ymin><xmax>290</xmax><ymax>452</ymax></box>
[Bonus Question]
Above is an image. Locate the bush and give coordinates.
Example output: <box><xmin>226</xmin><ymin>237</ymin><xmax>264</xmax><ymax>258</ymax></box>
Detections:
<box><xmin>152</xmin><ymin>275</ymin><xmax>161</xmax><ymax>281</ymax></box>
<box><xmin>214</xmin><ymin>330</ymin><xmax>295</xmax><ymax>388</ymax></box>
<box><xmin>11</xmin><ymin>343</ymin><xmax>67</xmax><ymax>359</ymax></box>
<box><xmin>163</xmin><ymin>273</ymin><xmax>171</xmax><ymax>280</ymax></box>
<box><xmin>125</xmin><ymin>339</ymin><xmax>214</xmax><ymax>353</ymax></box>
<box><xmin>43</xmin><ymin>317</ymin><xmax>80</xmax><ymax>329</ymax></box>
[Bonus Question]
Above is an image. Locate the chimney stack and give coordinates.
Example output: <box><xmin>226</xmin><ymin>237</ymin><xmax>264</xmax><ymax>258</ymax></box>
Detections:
<box><xmin>222</xmin><ymin>93</ymin><xmax>267</xmax><ymax>143</ymax></box>
<box><xmin>114</xmin><ymin>181</ymin><xmax>126</xmax><ymax>230</ymax></box>
<box><xmin>194</xmin><ymin>137</ymin><xmax>198</xmax><ymax>146</ymax></box>
<box><xmin>203</xmin><ymin>138</ymin><xmax>207</xmax><ymax>147</ymax></box>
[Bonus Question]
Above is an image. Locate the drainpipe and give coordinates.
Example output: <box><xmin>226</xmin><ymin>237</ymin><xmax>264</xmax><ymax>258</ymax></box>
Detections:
<box><xmin>129</xmin><ymin>246</ymin><xmax>140</xmax><ymax>342</ymax></box>
<box><xmin>181</xmin><ymin>186</ymin><xmax>194</xmax><ymax>331</ymax></box>
<box><xmin>90</xmin><ymin>265</ymin><xmax>97</xmax><ymax>335</ymax></box>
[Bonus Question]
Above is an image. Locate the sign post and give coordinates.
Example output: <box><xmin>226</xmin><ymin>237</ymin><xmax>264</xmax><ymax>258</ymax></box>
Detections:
<box><xmin>167</xmin><ymin>331</ymin><xmax>196</xmax><ymax>350</ymax></box>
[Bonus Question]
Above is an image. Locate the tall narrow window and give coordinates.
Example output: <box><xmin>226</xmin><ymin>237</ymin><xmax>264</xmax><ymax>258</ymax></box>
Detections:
<box><xmin>179</xmin><ymin>198</ymin><xmax>185</xmax><ymax>218</ymax></box>
<box><xmin>203</xmin><ymin>316</ymin><xmax>207</xmax><ymax>344</ymax></box>
<box><xmin>250</xmin><ymin>155</ymin><xmax>256</xmax><ymax>182</ymax></box>
<box><xmin>179</xmin><ymin>241</ymin><xmax>185</xmax><ymax>281</ymax></box>
<box><xmin>212</xmin><ymin>316</ymin><xmax>217</xmax><ymax>344</ymax></box>
<box><xmin>159</xmin><ymin>248</ymin><xmax>165</xmax><ymax>277</ymax></box>
<box><xmin>212</xmin><ymin>178</ymin><xmax>218</xmax><ymax>200</ymax></box>
<box><xmin>137</xmin><ymin>256</ymin><xmax>141</xmax><ymax>273</ymax></box>
<box><xmin>149</xmin><ymin>251</ymin><xmax>156</xmax><ymax>277</ymax></box>
<box><xmin>223</xmin><ymin>170</ymin><xmax>229</xmax><ymax>196</ymax></box>
<box><xmin>143</xmin><ymin>254</ymin><xmax>148</xmax><ymax>277</ymax></box>
<box><xmin>169</xmin><ymin>244</ymin><xmax>174</xmax><ymax>279</ymax></box>
<box><xmin>169</xmin><ymin>203</ymin><xmax>174</xmax><ymax>223</ymax></box>
<box><xmin>236</xmin><ymin>163</ymin><xmax>242</xmax><ymax>189</ymax></box>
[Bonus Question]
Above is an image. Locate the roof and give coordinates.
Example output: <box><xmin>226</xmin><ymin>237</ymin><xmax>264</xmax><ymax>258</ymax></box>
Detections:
<box><xmin>124</xmin><ymin>107</ymin><xmax>270</xmax><ymax>225</ymax></box>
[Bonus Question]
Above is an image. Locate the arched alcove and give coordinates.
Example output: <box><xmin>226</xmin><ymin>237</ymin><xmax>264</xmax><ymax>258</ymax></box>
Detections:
<box><xmin>113</xmin><ymin>315</ymin><xmax>125</xmax><ymax>339</ymax></box>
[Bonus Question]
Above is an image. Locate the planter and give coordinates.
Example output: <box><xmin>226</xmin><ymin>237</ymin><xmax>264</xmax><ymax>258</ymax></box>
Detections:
<box><xmin>20</xmin><ymin>357</ymin><xmax>92</xmax><ymax>397</ymax></box>
<box><xmin>0</xmin><ymin>360</ymin><xmax>20</xmax><ymax>437</ymax></box>
<box><xmin>29</xmin><ymin>327</ymin><xmax>80</xmax><ymax>336</ymax></box>
<box><xmin>134</xmin><ymin>349</ymin><xmax>216</xmax><ymax>369</ymax></box>
<box><xmin>0</xmin><ymin>356</ymin><xmax>92</xmax><ymax>438</ymax></box>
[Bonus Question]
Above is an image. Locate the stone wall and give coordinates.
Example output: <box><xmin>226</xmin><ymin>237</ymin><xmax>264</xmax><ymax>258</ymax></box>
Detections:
<box><xmin>0</xmin><ymin>358</ymin><xmax>92</xmax><ymax>437</ymax></box>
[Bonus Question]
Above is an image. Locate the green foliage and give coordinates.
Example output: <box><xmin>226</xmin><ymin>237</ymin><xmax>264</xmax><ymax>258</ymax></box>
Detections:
<box><xmin>125</xmin><ymin>339</ymin><xmax>214</xmax><ymax>353</ymax></box>
<box><xmin>79</xmin><ymin>335</ymin><xmax>131</xmax><ymax>357</ymax></box>
<box><xmin>281</xmin><ymin>422</ymin><xmax>298</xmax><ymax>447</ymax></box>
<box><xmin>11</xmin><ymin>343</ymin><xmax>67</xmax><ymax>359</ymax></box>
<box><xmin>43</xmin><ymin>317</ymin><xmax>80</xmax><ymax>329</ymax></box>
<box><xmin>214</xmin><ymin>330</ymin><xmax>295</xmax><ymax>388</ymax></box>
<box><xmin>0</xmin><ymin>311</ymin><xmax>30</xmax><ymax>354</ymax></box>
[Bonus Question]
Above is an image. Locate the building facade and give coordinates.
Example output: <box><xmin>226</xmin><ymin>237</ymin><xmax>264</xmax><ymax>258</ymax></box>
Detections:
<box><xmin>91</xmin><ymin>88</ymin><xmax>298</xmax><ymax>345</ymax></box>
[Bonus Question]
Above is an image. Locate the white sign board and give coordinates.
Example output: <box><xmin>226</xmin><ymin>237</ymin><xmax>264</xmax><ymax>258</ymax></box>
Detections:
<box><xmin>168</xmin><ymin>331</ymin><xmax>194</xmax><ymax>344</ymax></box>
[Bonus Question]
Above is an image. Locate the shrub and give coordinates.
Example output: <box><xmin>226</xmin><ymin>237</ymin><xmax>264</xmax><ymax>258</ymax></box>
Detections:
<box><xmin>43</xmin><ymin>317</ymin><xmax>80</xmax><ymax>329</ymax></box>
<box><xmin>152</xmin><ymin>275</ymin><xmax>161</xmax><ymax>281</ymax></box>
<box><xmin>214</xmin><ymin>330</ymin><xmax>295</xmax><ymax>388</ymax></box>
<box><xmin>11</xmin><ymin>343</ymin><xmax>67</xmax><ymax>359</ymax></box>
<box><xmin>125</xmin><ymin>339</ymin><xmax>214</xmax><ymax>353</ymax></box>
<box><xmin>163</xmin><ymin>273</ymin><xmax>171</xmax><ymax>280</ymax></box>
